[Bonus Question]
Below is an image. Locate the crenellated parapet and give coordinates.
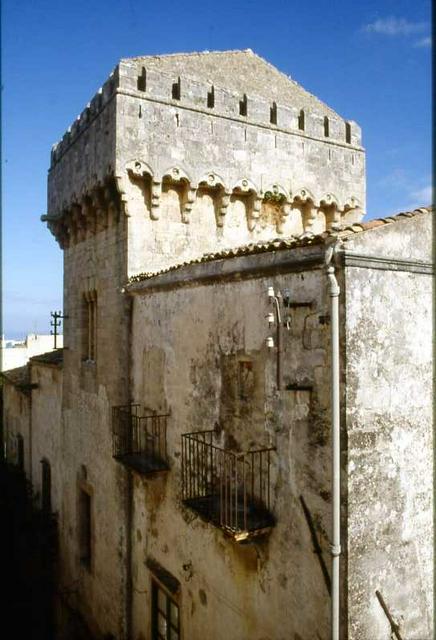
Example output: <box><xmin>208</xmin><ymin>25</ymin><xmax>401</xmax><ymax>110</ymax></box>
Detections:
<box><xmin>49</xmin><ymin>57</ymin><xmax>362</xmax><ymax>170</ymax></box>
<box><xmin>50</xmin><ymin>67</ymin><xmax>119</xmax><ymax>168</ymax></box>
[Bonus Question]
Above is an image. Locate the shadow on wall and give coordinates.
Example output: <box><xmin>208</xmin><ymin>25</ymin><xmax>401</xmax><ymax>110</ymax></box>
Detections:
<box><xmin>0</xmin><ymin>461</ymin><xmax>58</xmax><ymax>639</ymax></box>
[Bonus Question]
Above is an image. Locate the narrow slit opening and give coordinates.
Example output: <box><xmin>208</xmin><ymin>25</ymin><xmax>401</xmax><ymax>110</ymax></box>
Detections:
<box><xmin>172</xmin><ymin>77</ymin><xmax>181</xmax><ymax>101</ymax></box>
<box><xmin>270</xmin><ymin>102</ymin><xmax>277</xmax><ymax>125</ymax></box>
<box><xmin>239</xmin><ymin>94</ymin><xmax>247</xmax><ymax>117</ymax></box>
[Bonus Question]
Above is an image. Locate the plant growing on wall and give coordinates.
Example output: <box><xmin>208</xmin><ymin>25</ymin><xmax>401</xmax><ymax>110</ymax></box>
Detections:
<box><xmin>263</xmin><ymin>191</ymin><xmax>286</xmax><ymax>207</ymax></box>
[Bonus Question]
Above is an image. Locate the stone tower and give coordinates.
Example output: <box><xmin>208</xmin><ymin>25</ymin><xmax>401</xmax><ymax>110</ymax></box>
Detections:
<box><xmin>45</xmin><ymin>49</ymin><xmax>365</xmax><ymax>276</ymax></box>
<box><xmin>42</xmin><ymin>50</ymin><xmax>366</xmax><ymax>638</ymax></box>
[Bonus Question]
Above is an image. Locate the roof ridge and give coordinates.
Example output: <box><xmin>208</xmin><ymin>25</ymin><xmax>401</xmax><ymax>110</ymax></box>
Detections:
<box><xmin>122</xmin><ymin>49</ymin><xmax>342</xmax><ymax>118</ymax></box>
<box><xmin>125</xmin><ymin>49</ymin><xmax>254</xmax><ymax>62</ymax></box>
<box><xmin>126</xmin><ymin>206</ymin><xmax>432</xmax><ymax>286</ymax></box>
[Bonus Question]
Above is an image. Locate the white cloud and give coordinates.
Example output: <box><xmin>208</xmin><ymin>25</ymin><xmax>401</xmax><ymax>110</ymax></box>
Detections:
<box><xmin>414</xmin><ymin>36</ymin><xmax>432</xmax><ymax>48</ymax></box>
<box><xmin>364</xmin><ymin>17</ymin><xmax>427</xmax><ymax>36</ymax></box>
<box><xmin>410</xmin><ymin>185</ymin><xmax>432</xmax><ymax>204</ymax></box>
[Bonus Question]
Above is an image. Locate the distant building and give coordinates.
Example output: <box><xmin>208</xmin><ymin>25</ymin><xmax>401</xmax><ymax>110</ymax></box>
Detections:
<box><xmin>1</xmin><ymin>333</ymin><xmax>63</xmax><ymax>371</ymax></box>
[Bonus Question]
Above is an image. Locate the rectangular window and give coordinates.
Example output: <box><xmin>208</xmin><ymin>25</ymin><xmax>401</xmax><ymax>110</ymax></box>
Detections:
<box><xmin>41</xmin><ymin>459</ymin><xmax>51</xmax><ymax>513</ymax></box>
<box><xmin>151</xmin><ymin>580</ymin><xmax>180</xmax><ymax>640</ymax></box>
<box><xmin>17</xmin><ymin>434</ymin><xmax>24</xmax><ymax>471</ymax></box>
<box><xmin>79</xmin><ymin>488</ymin><xmax>92</xmax><ymax>569</ymax></box>
<box><xmin>83</xmin><ymin>290</ymin><xmax>97</xmax><ymax>361</ymax></box>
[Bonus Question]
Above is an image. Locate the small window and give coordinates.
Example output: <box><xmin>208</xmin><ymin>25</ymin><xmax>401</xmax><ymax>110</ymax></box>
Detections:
<box><xmin>324</xmin><ymin>116</ymin><xmax>330</xmax><ymax>137</ymax></box>
<box><xmin>17</xmin><ymin>434</ymin><xmax>24</xmax><ymax>471</ymax></box>
<box><xmin>151</xmin><ymin>580</ymin><xmax>180</xmax><ymax>640</ymax></box>
<box><xmin>207</xmin><ymin>85</ymin><xmax>215</xmax><ymax>109</ymax></box>
<box><xmin>79</xmin><ymin>488</ymin><xmax>92</xmax><ymax>569</ymax></box>
<box><xmin>298</xmin><ymin>109</ymin><xmax>305</xmax><ymax>131</ymax></box>
<box><xmin>270</xmin><ymin>102</ymin><xmax>277</xmax><ymax>125</ymax></box>
<box><xmin>172</xmin><ymin>78</ymin><xmax>181</xmax><ymax>101</ymax></box>
<box><xmin>137</xmin><ymin>67</ymin><xmax>147</xmax><ymax>92</ymax></box>
<box><xmin>83</xmin><ymin>290</ymin><xmax>97</xmax><ymax>361</ymax></box>
<box><xmin>239</xmin><ymin>94</ymin><xmax>247</xmax><ymax>117</ymax></box>
<box><xmin>41</xmin><ymin>459</ymin><xmax>51</xmax><ymax>513</ymax></box>
<box><xmin>345</xmin><ymin>122</ymin><xmax>351</xmax><ymax>144</ymax></box>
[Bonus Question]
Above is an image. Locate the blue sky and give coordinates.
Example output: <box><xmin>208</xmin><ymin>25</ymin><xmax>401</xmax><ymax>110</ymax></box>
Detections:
<box><xmin>2</xmin><ymin>0</ymin><xmax>431</xmax><ymax>338</ymax></box>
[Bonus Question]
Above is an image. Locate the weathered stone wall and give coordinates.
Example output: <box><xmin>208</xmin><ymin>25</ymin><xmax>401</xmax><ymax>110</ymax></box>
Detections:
<box><xmin>129</xmin><ymin>262</ymin><xmax>335</xmax><ymax>640</ymax></box>
<box><xmin>29</xmin><ymin>362</ymin><xmax>63</xmax><ymax>513</ymax></box>
<box><xmin>48</xmin><ymin>80</ymin><xmax>117</xmax><ymax>218</ymax></box>
<box><xmin>58</xmin><ymin>213</ymin><xmax>131</xmax><ymax>639</ymax></box>
<box><xmin>116</xmin><ymin>56</ymin><xmax>365</xmax><ymax>276</ymax></box>
<box><xmin>3</xmin><ymin>382</ymin><xmax>30</xmax><ymax>472</ymax></box>
<box><xmin>343</xmin><ymin>215</ymin><xmax>433</xmax><ymax>639</ymax></box>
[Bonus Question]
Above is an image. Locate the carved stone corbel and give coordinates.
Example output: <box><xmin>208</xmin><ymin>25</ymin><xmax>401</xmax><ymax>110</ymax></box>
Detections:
<box><xmin>198</xmin><ymin>172</ymin><xmax>227</xmax><ymax>228</ymax></box>
<box><xmin>218</xmin><ymin>191</ymin><xmax>231</xmax><ymax>227</ymax></box>
<box><xmin>150</xmin><ymin>180</ymin><xmax>161</xmax><ymax>219</ymax></box>
<box><xmin>248</xmin><ymin>196</ymin><xmax>262</xmax><ymax>231</ymax></box>
<box><xmin>71</xmin><ymin>203</ymin><xmax>86</xmax><ymax>242</ymax></box>
<box><xmin>49</xmin><ymin>220</ymin><xmax>68</xmax><ymax>249</ymax></box>
<box><xmin>162</xmin><ymin>166</ymin><xmax>194</xmax><ymax>224</ymax></box>
<box><xmin>125</xmin><ymin>160</ymin><xmax>156</xmax><ymax>220</ymax></box>
<box><xmin>302</xmin><ymin>202</ymin><xmax>318</xmax><ymax>234</ymax></box>
<box><xmin>57</xmin><ymin>222</ymin><xmax>70</xmax><ymax>249</ymax></box>
<box><xmin>92</xmin><ymin>188</ymin><xmax>108</xmax><ymax>233</ymax></box>
<box><xmin>263</xmin><ymin>183</ymin><xmax>291</xmax><ymax>234</ymax></box>
<box><xmin>104</xmin><ymin>184</ymin><xmax>120</xmax><ymax>227</ymax></box>
<box><xmin>320</xmin><ymin>193</ymin><xmax>341</xmax><ymax>230</ymax></box>
<box><xmin>107</xmin><ymin>201</ymin><xmax>119</xmax><ymax>226</ymax></box>
<box><xmin>182</xmin><ymin>186</ymin><xmax>197</xmax><ymax>223</ymax></box>
<box><xmin>277</xmin><ymin>202</ymin><xmax>291</xmax><ymax>234</ymax></box>
<box><xmin>81</xmin><ymin>196</ymin><xmax>97</xmax><ymax>236</ymax></box>
<box><xmin>291</xmin><ymin>188</ymin><xmax>318</xmax><ymax>234</ymax></box>
<box><xmin>233</xmin><ymin>178</ymin><xmax>260</xmax><ymax>232</ymax></box>
<box><xmin>342</xmin><ymin>197</ymin><xmax>364</xmax><ymax>224</ymax></box>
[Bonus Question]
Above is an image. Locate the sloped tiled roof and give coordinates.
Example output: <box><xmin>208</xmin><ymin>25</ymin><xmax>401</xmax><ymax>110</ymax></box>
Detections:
<box><xmin>30</xmin><ymin>348</ymin><xmax>64</xmax><ymax>367</ymax></box>
<box><xmin>1</xmin><ymin>365</ymin><xmax>31</xmax><ymax>393</ymax></box>
<box><xmin>124</xmin><ymin>49</ymin><xmax>341</xmax><ymax>119</ymax></box>
<box><xmin>127</xmin><ymin>206</ymin><xmax>432</xmax><ymax>285</ymax></box>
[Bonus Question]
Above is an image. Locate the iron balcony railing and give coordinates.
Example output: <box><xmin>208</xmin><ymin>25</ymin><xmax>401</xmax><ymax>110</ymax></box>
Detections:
<box><xmin>112</xmin><ymin>404</ymin><xmax>169</xmax><ymax>474</ymax></box>
<box><xmin>181</xmin><ymin>430</ymin><xmax>275</xmax><ymax>541</ymax></box>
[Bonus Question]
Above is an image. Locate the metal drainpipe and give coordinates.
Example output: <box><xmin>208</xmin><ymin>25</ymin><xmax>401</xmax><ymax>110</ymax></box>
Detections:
<box><xmin>325</xmin><ymin>243</ymin><xmax>341</xmax><ymax>640</ymax></box>
<box><xmin>125</xmin><ymin>294</ymin><xmax>134</xmax><ymax>640</ymax></box>
<box><xmin>273</xmin><ymin>295</ymin><xmax>283</xmax><ymax>390</ymax></box>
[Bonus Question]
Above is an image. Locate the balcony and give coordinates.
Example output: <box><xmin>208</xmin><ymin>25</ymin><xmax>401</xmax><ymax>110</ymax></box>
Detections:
<box><xmin>112</xmin><ymin>404</ymin><xmax>170</xmax><ymax>475</ymax></box>
<box><xmin>181</xmin><ymin>430</ymin><xmax>275</xmax><ymax>543</ymax></box>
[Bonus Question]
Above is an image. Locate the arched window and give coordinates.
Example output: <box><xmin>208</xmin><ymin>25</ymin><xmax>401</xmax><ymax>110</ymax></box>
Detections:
<box><xmin>345</xmin><ymin>122</ymin><xmax>351</xmax><ymax>144</ymax></box>
<box><xmin>324</xmin><ymin>116</ymin><xmax>330</xmax><ymax>137</ymax></box>
<box><xmin>298</xmin><ymin>109</ymin><xmax>305</xmax><ymax>131</ymax></box>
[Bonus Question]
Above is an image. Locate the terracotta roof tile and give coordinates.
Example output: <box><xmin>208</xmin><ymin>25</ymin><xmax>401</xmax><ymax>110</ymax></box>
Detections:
<box><xmin>1</xmin><ymin>365</ymin><xmax>31</xmax><ymax>391</ymax></box>
<box><xmin>127</xmin><ymin>206</ymin><xmax>432</xmax><ymax>285</ymax></box>
<box><xmin>30</xmin><ymin>348</ymin><xmax>64</xmax><ymax>367</ymax></box>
